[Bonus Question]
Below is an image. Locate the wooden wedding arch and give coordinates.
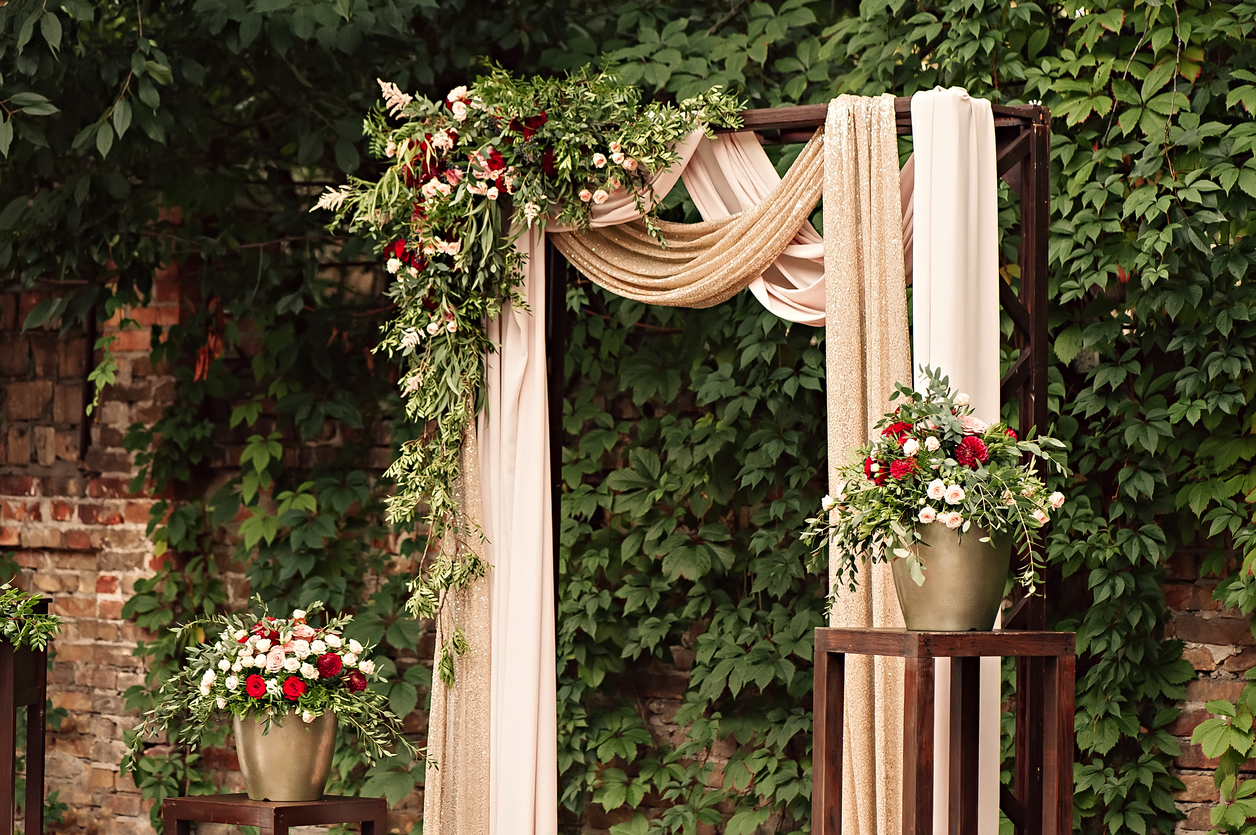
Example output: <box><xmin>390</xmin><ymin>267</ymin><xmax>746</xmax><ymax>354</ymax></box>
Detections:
<box><xmin>541</xmin><ymin>98</ymin><xmax>1061</xmax><ymax>834</ymax></box>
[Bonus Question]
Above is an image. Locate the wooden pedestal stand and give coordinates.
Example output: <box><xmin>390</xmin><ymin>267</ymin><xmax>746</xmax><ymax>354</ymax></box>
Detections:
<box><xmin>812</xmin><ymin>627</ymin><xmax>1075</xmax><ymax>835</ymax></box>
<box><xmin>162</xmin><ymin>794</ymin><xmax>388</xmax><ymax>835</ymax></box>
<box><xmin>0</xmin><ymin>600</ymin><xmax>49</xmax><ymax>835</ymax></box>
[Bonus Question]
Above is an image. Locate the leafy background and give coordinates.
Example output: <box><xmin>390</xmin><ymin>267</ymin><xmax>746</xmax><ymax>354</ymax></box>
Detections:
<box><xmin>3</xmin><ymin>0</ymin><xmax>1256</xmax><ymax>832</ymax></box>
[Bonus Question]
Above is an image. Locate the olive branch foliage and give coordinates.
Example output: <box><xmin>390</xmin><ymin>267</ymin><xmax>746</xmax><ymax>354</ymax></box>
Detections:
<box><xmin>1</xmin><ymin>0</ymin><xmax>1255</xmax><ymax>832</ymax></box>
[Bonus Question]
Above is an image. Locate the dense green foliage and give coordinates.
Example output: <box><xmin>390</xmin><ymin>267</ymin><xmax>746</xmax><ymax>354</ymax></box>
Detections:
<box><xmin>5</xmin><ymin>0</ymin><xmax>1256</xmax><ymax>832</ymax></box>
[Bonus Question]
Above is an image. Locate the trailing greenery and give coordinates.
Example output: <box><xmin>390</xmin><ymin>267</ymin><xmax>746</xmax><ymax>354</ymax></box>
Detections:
<box><xmin>0</xmin><ymin>583</ymin><xmax>60</xmax><ymax>650</ymax></box>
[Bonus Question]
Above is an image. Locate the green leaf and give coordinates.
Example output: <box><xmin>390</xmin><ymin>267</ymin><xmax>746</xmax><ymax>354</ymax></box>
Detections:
<box><xmin>95</xmin><ymin>123</ymin><xmax>114</xmax><ymax>159</ymax></box>
<box><xmin>144</xmin><ymin>61</ymin><xmax>174</xmax><ymax>86</ymax></box>
<box><xmin>40</xmin><ymin>12</ymin><xmax>62</xmax><ymax>53</ymax></box>
<box><xmin>113</xmin><ymin>100</ymin><xmax>132</xmax><ymax>138</ymax></box>
<box><xmin>21</xmin><ymin>296</ymin><xmax>68</xmax><ymax>331</ymax></box>
<box><xmin>1054</xmin><ymin>326</ymin><xmax>1083</xmax><ymax>365</ymax></box>
<box><xmin>0</xmin><ymin>119</ymin><xmax>12</xmax><ymax>158</ymax></box>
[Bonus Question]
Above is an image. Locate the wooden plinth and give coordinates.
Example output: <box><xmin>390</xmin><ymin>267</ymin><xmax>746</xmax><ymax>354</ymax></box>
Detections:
<box><xmin>162</xmin><ymin>794</ymin><xmax>387</xmax><ymax>835</ymax></box>
<box><xmin>812</xmin><ymin>627</ymin><xmax>1075</xmax><ymax>835</ymax></box>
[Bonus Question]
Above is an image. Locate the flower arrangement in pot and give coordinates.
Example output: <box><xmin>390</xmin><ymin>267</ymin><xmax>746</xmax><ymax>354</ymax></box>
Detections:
<box><xmin>802</xmin><ymin>367</ymin><xmax>1070</xmax><ymax>631</ymax></box>
<box><xmin>124</xmin><ymin>601</ymin><xmax>415</xmax><ymax>801</ymax></box>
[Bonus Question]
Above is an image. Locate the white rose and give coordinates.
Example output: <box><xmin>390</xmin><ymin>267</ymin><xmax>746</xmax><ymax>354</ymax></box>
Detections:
<box><xmin>592</xmin><ymin>153</ymin><xmax>607</xmax><ymax>168</ymax></box>
<box><xmin>254</xmin><ymin>654</ymin><xmax>268</xmax><ymax>668</ymax></box>
<box><xmin>1049</xmin><ymin>491</ymin><xmax>1065</xmax><ymax>510</ymax></box>
<box><xmin>611</xmin><ymin>151</ymin><xmax>625</xmax><ymax>164</ymax></box>
<box><xmin>310</xmin><ymin>640</ymin><xmax>327</xmax><ymax>654</ymax></box>
<box><xmin>348</xmin><ymin>639</ymin><xmax>363</xmax><ymax>654</ymax></box>
<box><xmin>302</xmin><ymin>711</ymin><xmax>315</xmax><ymax>724</ymax></box>
<box><xmin>924</xmin><ymin>436</ymin><xmax>940</xmax><ymax>452</ymax></box>
<box><xmin>945</xmin><ymin>512</ymin><xmax>963</xmax><ymax>529</ymax></box>
<box><xmin>201</xmin><ymin>670</ymin><xmax>216</xmax><ymax>685</ymax></box>
<box><xmin>918</xmin><ymin>507</ymin><xmax>937</xmax><ymax>524</ymax></box>
<box><xmin>1033</xmin><ymin>509</ymin><xmax>1049</xmax><ymax>524</ymax></box>
<box><xmin>255</xmin><ymin>638</ymin><xmax>272</xmax><ymax>653</ymax></box>
<box><xmin>592</xmin><ymin>189</ymin><xmax>609</xmax><ymax>204</ymax></box>
<box><xmin>960</xmin><ymin>415</ymin><xmax>988</xmax><ymax>434</ymax></box>
<box><xmin>239</xmin><ymin>653</ymin><xmax>253</xmax><ymax>668</ymax></box>
<box><xmin>902</xmin><ymin>438</ymin><xmax>920</xmax><ymax>457</ymax></box>
<box><xmin>927</xmin><ymin>479</ymin><xmax>946</xmax><ymax>500</ymax></box>
<box><xmin>955</xmin><ymin>392</ymin><xmax>970</xmax><ymax>407</ymax></box>
<box><xmin>426</xmin><ymin>321</ymin><xmax>442</xmax><ymax>335</ymax></box>
<box><xmin>386</xmin><ymin>258</ymin><xmax>401</xmax><ymax>274</ymax></box>
<box><xmin>821</xmin><ymin>495</ymin><xmax>835</xmax><ymax>512</ymax></box>
<box><xmin>231</xmin><ymin>663</ymin><xmax>242</xmax><ymax>673</ymax></box>
<box><xmin>486</xmin><ymin>186</ymin><xmax>499</xmax><ymax>200</ymax></box>
<box><xmin>232</xmin><ymin>630</ymin><xmax>247</xmax><ymax>642</ymax></box>
<box><xmin>301</xmin><ymin>662</ymin><xmax>319</xmax><ymax>680</ymax></box>
<box><xmin>199</xmin><ymin>684</ymin><xmax>210</xmax><ymax>696</ymax></box>
<box><xmin>452</xmin><ymin>100</ymin><xmax>468</xmax><ymax>121</ymax></box>
<box><xmin>944</xmin><ymin>484</ymin><xmax>966</xmax><ymax>505</ymax></box>
<box><xmin>293</xmin><ymin>640</ymin><xmax>311</xmax><ymax>659</ymax></box>
<box><xmin>358</xmin><ymin>659</ymin><xmax>376</xmax><ymax>675</ymax></box>
<box><xmin>216</xmin><ymin>697</ymin><xmax>226</xmax><ymax>710</ymax></box>
<box><xmin>342</xmin><ymin>652</ymin><xmax>358</xmax><ymax>668</ymax></box>
<box><xmin>283</xmin><ymin>656</ymin><xmax>301</xmax><ymax>672</ymax></box>
<box><xmin>447</xmin><ymin>85</ymin><xmax>468</xmax><ymax>102</ymax></box>
<box><xmin>225</xmin><ymin>675</ymin><xmax>239</xmax><ymax>691</ymax></box>
<box><xmin>218</xmin><ymin>659</ymin><xmax>230</xmax><ymax>671</ymax></box>
<box><xmin>325</xmin><ymin>634</ymin><xmax>342</xmax><ymax>649</ymax></box>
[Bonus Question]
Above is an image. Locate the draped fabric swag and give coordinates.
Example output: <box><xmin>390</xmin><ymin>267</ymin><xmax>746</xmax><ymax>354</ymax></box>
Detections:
<box><xmin>421</xmin><ymin>89</ymin><xmax>1001</xmax><ymax>835</ymax></box>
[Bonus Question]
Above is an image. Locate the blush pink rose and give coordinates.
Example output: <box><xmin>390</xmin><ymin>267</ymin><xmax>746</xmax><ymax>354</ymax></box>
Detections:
<box><xmin>265</xmin><ymin>647</ymin><xmax>285</xmax><ymax>673</ymax></box>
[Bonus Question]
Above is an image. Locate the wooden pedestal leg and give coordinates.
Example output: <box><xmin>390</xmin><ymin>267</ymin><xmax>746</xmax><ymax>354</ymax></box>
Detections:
<box><xmin>1042</xmin><ymin>655</ymin><xmax>1075</xmax><ymax>835</ymax></box>
<box><xmin>0</xmin><ymin>645</ymin><xmax>15</xmax><ymax>835</ymax></box>
<box><xmin>948</xmin><ymin>656</ymin><xmax>981</xmax><ymax>835</ymax></box>
<box><xmin>160</xmin><ymin>804</ymin><xmax>191</xmax><ymax>835</ymax></box>
<box><xmin>1016</xmin><ymin>655</ymin><xmax>1045</xmax><ymax>835</ymax></box>
<box><xmin>25</xmin><ymin>647</ymin><xmax>46</xmax><ymax>835</ymax></box>
<box><xmin>903</xmin><ymin>655</ymin><xmax>935</xmax><ymax>835</ymax></box>
<box><xmin>813</xmin><ymin>649</ymin><xmax>845</xmax><ymax>835</ymax></box>
<box><xmin>363</xmin><ymin>810</ymin><xmax>387</xmax><ymax>835</ymax></box>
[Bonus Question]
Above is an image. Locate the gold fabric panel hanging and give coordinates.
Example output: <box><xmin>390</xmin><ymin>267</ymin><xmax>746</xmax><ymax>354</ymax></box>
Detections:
<box><xmin>549</xmin><ymin>132</ymin><xmax>824</xmax><ymax>308</ymax></box>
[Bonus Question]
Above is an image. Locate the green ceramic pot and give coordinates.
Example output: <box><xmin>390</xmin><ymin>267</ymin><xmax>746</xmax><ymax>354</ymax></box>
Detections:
<box><xmin>890</xmin><ymin>523</ymin><xmax>1012</xmax><ymax>631</ymax></box>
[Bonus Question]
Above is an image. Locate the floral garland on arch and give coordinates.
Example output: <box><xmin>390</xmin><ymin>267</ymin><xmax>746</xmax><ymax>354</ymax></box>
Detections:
<box><xmin>315</xmin><ymin>68</ymin><xmax>742</xmax><ymax>627</ymax></box>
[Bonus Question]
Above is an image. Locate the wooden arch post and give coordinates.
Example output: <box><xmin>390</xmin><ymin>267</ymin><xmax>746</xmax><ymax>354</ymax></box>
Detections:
<box><xmin>543</xmin><ymin>98</ymin><xmax>1058</xmax><ymax>832</ymax></box>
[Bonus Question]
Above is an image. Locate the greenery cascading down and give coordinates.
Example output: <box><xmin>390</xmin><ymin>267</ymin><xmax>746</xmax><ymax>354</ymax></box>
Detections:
<box><xmin>2</xmin><ymin>0</ymin><xmax>1255</xmax><ymax>832</ymax></box>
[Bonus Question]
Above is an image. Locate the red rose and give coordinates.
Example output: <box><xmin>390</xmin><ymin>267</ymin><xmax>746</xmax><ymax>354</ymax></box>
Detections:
<box><xmin>890</xmin><ymin>458</ymin><xmax>916</xmax><ymax>480</ymax></box>
<box><xmin>881</xmin><ymin>421</ymin><xmax>911</xmax><ymax>443</ymax></box>
<box><xmin>346</xmin><ymin>670</ymin><xmax>368</xmax><ymax>693</ymax></box>
<box><xmin>864</xmin><ymin>456</ymin><xmax>888</xmax><ymax>485</ymax></box>
<box><xmin>282</xmin><ymin>676</ymin><xmax>307</xmax><ymax>702</ymax></box>
<box><xmin>245</xmin><ymin>675</ymin><xmax>266</xmax><ymax>699</ymax></box>
<box><xmin>316</xmin><ymin>653</ymin><xmax>343</xmax><ymax>678</ymax></box>
<box><xmin>1005</xmin><ymin>428</ymin><xmax>1017</xmax><ymax>440</ymax></box>
<box><xmin>540</xmin><ymin>147</ymin><xmax>556</xmax><ymax>178</ymax></box>
<box><xmin>956</xmin><ymin>436</ymin><xmax>990</xmax><ymax>469</ymax></box>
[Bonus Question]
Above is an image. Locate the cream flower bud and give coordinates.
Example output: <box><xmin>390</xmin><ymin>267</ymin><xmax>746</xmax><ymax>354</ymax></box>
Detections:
<box><xmin>821</xmin><ymin>495</ymin><xmax>835</xmax><ymax>512</ymax></box>
<box><xmin>218</xmin><ymin>659</ymin><xmax>230</xmax><ymax>671</ymax></box>
<box><xmin>579</xmin><ymin>189</ymin><xmax>592</xmax><ymax>202</ymax></box>
<box><xmin>592</xmin><ymin>153</ymin><xmax>607</xmax><ymax>168</ymax></box>
<box><xmin>902</xmin><ymin>438</ymin><xmax>920</xmax><ymax>456</ymax></box>
<box><xmin>301</xmin><ymin>662</ymin><xmax>319</xmax><ymax>680</ymax></box>
<box><xmin>225</xmin><ymin>675</ymin><xmax>239</xmax><ymax>691</ymax></box>
<box><xmin>254</xmin><ymin>638</ymin><xmax>272</xmax><ymax>653</ymax></box>
<box><xmin>348</xmin><ymin>639</ymin><xmax>364</xmax><ymax>654</ymax></box>
<box><xmin>945</xmin><ymin>512</ymin><xmax>963</xmax><ymax>529</ymax></box>
<box><xmin>283</xmin><ymin>656</ymin><xmax>301</xmax><ymax>672</ymax></box>
<box><xmin>918</xmin><ymin>507</ymin><xmax>937</xmax><ymax>524</ymax></box>
<box><xmin>924</xmin><ymin>436</ymin><xmax>941</xmax><ymax>452</ymax></box>
<box><xmin>325</xmin><ymin>634</ymin><xmax>342</xmax><ymax>649</ymax></box>
<box><xmin>302</xmin><ymin>710</ymin><xmax>315</xmax><ymax>724</ymax></box>
<box><xmin>216</xmin><ymin>697</ymin><xmax>227</xmax><ymax>710</ymax></box>
<box><xmin>592</xmin><ymin>189</ymin><xmax>609</xmax><ymax>204</ymax></box>
<box><xmin>944</xmin><ymin>484</ymin><xmax>966</xmax><ymax>505</ymax></box>
<box><xmin>310</xmin><ymin>640</ymin><xmax>327</xmax><ymax>654</ymax></box>
<box><xmin>1049</xmin><ymin>491</ymin><xmax>1065</xmax><ymax>509</ymax></box>
<box><xmin>343</xmin><ymin>652</ymin><xmax>358</xmax><ymax>668</ymax></box>
<box><xmin>927</xmin><ymin>479</ymin><xmax>945</xmax><ymax>500</ymax></box>
<box><xmin>358</xmin><ymin>659</ymin><xmax>376</xmax><ymax>675</ymax></box>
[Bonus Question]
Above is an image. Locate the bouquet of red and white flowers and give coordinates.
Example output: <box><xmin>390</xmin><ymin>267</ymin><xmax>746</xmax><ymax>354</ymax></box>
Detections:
<box><xmin>124</xmin><ymin>601</ymin><xmax>414</xmax><ymax>767</ymax></box>
<box><xmin>803</xmin><ymin>367</ymin><xmax>1069</xmax><ymax>594</ymax></box>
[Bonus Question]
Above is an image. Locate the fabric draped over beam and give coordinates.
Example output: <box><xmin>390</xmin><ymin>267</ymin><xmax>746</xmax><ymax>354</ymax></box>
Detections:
<box><xmin>422</xmin><ymin>89</ymin><xmax>1000</xmax><ymax>835</ymax></box>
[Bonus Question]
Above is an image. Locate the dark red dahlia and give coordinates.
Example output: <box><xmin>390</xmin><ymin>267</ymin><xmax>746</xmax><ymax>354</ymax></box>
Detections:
<box><xmin>346</xmin><ymin>670</ymin><xmax>368</xmax><ymax>693</ymax></box>
<box><xmin>316</xmin><ymin>653</ymin><xmax>343</xmax><ymax>678</ymax></box>
<box><xmin>955</xmin><ymin>436</ymin><xmax>990</xmax><ymax>470</ymax></box>
<box><xmin>890</xmin><ymin>458</ymin><xmax>917</xmax><ymax>480</ymax></box>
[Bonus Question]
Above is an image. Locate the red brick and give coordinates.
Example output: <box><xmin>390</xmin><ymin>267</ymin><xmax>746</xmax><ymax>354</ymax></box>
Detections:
<box><xmin>1181</xmin><ymin>805</ymin><xmax>1214</xmax><ymax>831</ymax></box>
<box><xmin>86</xmin><ymin>478</ymin><xmax>135</xmax><ymax>499</ymax></box>
<box><xmin>96</xmin><ymin>574</ymin><xmax>119</xmax><ymax>594</ymax></box>
<box><xmin>0</xmin><ymin>334</ymin><xmax>28</xmax><ymax>375</ymax></box>
<box><xmin>107</xmin><ymin>329</ymin><xmax>151</xmax><ymax>352</ymax></box>
<box><xmin>1225</xmin><ymin>648</ymin><xmax>1256</xmax><ymax>673</ymax></box>
<box><xmin>64</xmin><ymin>529</ymin><xmax>93</xmax><ymax>550</ymax></box>
<box><xmin>123</xmin><ymin>501</ymin><xmax>152</xmax><ymax>524</ymax></box>
<box><xmin>24</xmin><ymin>500</ymin><xmax>40</xmax><ymax>521</ymax></box>
<box><xmin>84</xmin><ymin>448</ymin><xmax>131</xmax><ymax>474</ymax></box>
<box><xmin>38</xmin><ymin>475</ymin><xmax>83</xmax><ymax>497</ymax></box>
<box><xmin>0</xmin><ymin>527</ymin><xmax>18</xmax><ymax>546</ymax></box>
<box><xmin>1167</xmin><ymin>706</ymin><xmax>1207</xmax><ymax>735</ymax></box>
<box><xmin>98</xmin><ymin>599</ymin><xmax>123</xmax><ymax>620</ymax></box>
<box><xmin>128</xmin><ymin>305</ymin><xmax>180</xmax><ymax>327</ymax></box>
<box><xmin>1164</xmin><ymin>580</ymin><xmax>1221</xmax><ymax>611</ymax></box>
<box><xmin>29</xmin><ymin>334</ymin><xmax>58</xmax><ymax>377</ymax></box>
<box><xmin>53</xmin><ymin>383</ymin><xmax>83</xmax><ymax>423</ymax></box>
<box><xmin>1174</xmin><ymin>773</ymin><xmax>1220</xmax><ymax>803</ymax></box>
<box><xmin>0</xmin><ymin>475</ymin><xmax>37</xmax><ymax>495</ymax></box>
<box><xmin>154</xmin><ymin>274</ymin><xmax>181</xmax><ymax>304</ymax></box>
<box><xmin>58</xmin><ymin>335</ymin><xmax>88</xmax><ymax>379</ymax></box>
<box><xmin>1185</xmin><ymin>678</ymin><xmax>1247</xmax><ymax>703</ymax></box>
<box><xmin>1171</xmin><ymin>614</ymin><xmax>1255</xmax><ymax>646</ymax></box>
<box><xmin>20</xmin><ymin>528</ymin><xmax>61</xmax><ymax>549</ymax></box>
<box><xmin>2</xmin><ymin>499</ymin><xmax>26</xmax><ymax>521</ymax></box>
<box><xmin>50</xmin><ymin>500</ymin><xmax>73</xmax><ymax>522</ymax></box>
<box><xmin>0</xmin><ymin>292</ymin><xmax>15</xmax><ymax>330</ymax></box>
<box><xmin>6</xmin><ymin>425</ymin><xmax>30</xmax><ymax>465</ymax></box>
<box><xmin>5</xmin><ymin>380</ymin><xmax>52</xmax><ymax>420</ymax></box>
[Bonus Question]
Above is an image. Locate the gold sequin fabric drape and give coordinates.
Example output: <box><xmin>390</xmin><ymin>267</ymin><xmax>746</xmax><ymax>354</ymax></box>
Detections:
<box><xmin>549</xmin><ymin>133</ymin><xmax>823</xmax><ymax>307</ymax></box>
<box><xmin>824</xmin><ymin>93</ymin><xmax>911</xmax><ymax>835</ymax></box>
<box><xmin>422</xmin><ymin>423</ymin><xmax>492</xmax><ymax>835</ymax></box>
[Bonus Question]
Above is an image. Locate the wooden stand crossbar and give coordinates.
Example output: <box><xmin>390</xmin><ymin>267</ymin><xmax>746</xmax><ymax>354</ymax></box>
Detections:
<box><xmin>162</xmin><ymin>794</ymin><xmax>387</xmax><ymax>835</ymax></box>
<box><xmin>0</xmin><ymin>600</ymin><xmax>49</xmax><ymax>835</ymax></box>
<box><xmin>812</xmin><ymin>627</ymin><xmax>1075</xmax><ymax>835</ymax></box>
